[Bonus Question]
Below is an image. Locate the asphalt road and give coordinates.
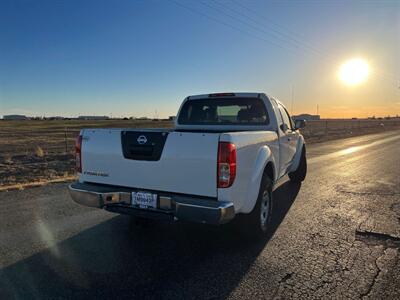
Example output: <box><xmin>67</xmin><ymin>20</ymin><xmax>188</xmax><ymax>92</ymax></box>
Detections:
<box><xmin>1</xmin><ymin>130</ymin><xmax>399</xmax><ymax>299</ymax></box>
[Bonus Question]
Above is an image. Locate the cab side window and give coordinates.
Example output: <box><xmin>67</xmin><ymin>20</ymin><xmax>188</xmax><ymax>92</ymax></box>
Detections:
<box><xmin>284</xmin><ymin>107</ymin><xmax>295</xmax><ymax>130</ymax></box>
<box><xmin>277</xmin><ymin>104</ymin><xmax>293</xmax><ymax>132</ymax></box>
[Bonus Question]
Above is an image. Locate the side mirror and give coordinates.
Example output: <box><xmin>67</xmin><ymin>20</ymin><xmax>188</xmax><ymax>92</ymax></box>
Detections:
<box><xmin>280</xmin><ymin>123</ymin><xmax>289</xmax><ymax>132</ymax></box>
<box><xmin>294</xmin><ymin>119</ymin><xmax>306</xmax><ymax>130</ymax></box>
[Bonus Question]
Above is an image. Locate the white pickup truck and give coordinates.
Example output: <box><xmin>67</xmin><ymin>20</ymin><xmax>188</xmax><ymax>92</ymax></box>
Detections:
<box><xmin>69</xmin><ymin>92</ymin><xmax>307</xmax><ymax>236</ymax></box>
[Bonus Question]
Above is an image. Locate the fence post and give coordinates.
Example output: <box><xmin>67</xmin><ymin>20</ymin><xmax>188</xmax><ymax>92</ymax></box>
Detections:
<box><xmin>325</xmin><ymin>120</ymin><xmax>328</xmax><ymax>135</ymax></box>
<box><xmin>65</xmin><ymin>127</ymin><xmax>68</xmax><ymax>154</ymax></box>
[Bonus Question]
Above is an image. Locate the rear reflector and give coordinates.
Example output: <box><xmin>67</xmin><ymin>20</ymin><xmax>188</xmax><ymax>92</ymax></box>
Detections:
<box><xmin>209</xmin><ymin>93</ymin><xmax>235</xmax><ymax>97</ymax></box>
<box><xmin>217</xmin><ymin>142</ymin><xmax>236</xmax><ymax>188</ymax></box>
<box><xmin>75</xmin><ymin>135</ymin><xmax>82</xmax><ymax>173</ymax></box>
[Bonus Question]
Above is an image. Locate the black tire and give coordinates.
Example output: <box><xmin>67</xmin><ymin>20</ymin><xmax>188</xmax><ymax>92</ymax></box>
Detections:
<box><xmin>288</xmin><ymin>146</ymin><xmax>307</xmax><ymax>183</ymax></box>
<box><xmin>239</xmin><ymin>175</ymin><xmax>274</xmax><ymax>238</ymax></box>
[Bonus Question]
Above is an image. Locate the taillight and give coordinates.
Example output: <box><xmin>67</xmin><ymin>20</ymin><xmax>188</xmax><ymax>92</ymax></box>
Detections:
<box><xmin>217</xmin><ymin>142</ymin><xmax>236</xmax><ymax>188</ymax></box>
<box><xmin>75</xmin><ymin>135</ymin><xmax>82</xmax><ymax>173</ymax></box>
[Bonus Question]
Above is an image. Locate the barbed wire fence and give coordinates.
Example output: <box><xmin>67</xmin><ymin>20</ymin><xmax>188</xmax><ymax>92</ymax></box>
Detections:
<box><xmin>1</xmin><ymin>119</ymin><xmax>400</xmax><ymax>187</ymax></box>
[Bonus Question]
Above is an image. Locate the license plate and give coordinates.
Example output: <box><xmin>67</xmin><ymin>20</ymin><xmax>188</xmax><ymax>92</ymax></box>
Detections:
<box><xmin>132</xmin><ymin>191</ymin><xmax>157</xmax><ymax>209</ymax></box>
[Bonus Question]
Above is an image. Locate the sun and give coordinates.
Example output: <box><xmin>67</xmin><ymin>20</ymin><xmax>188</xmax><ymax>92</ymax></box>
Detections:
<box><xmin>338</xmin><ymin>58</ymin><xmax>369</xmax><ymax>86</ymax></box>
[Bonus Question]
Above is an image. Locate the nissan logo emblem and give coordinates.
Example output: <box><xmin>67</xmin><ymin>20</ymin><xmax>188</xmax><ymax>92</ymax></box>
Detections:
<box><xmin>137</xmin><ymin>135</ymin><xmax>147</xmax><ymax>144</ymax></box>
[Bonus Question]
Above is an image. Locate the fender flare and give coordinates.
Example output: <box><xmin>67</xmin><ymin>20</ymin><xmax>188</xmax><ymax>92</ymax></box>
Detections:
<box><xmin>241</xmin><ymin>145</ymin><xmax>277</xmax><ymax>214</ymax></box>
<box><xmin>288</xmin><ymin>135</ymin><xmax>306</xmax><ymax>173</ymax></box>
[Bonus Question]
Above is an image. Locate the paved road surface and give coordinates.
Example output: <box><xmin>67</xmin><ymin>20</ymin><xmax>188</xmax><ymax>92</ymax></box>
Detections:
<box><xmin>1</xmin><ymin>130</ymin><xmax>399</xmax><ymax>299</ymax></box>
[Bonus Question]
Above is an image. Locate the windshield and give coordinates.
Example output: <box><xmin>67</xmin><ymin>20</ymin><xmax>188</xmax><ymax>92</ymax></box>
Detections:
<box><xmin>178</xmin><ymin>97</ymin><xmax>269</xmax><ymax>125</ymax></box>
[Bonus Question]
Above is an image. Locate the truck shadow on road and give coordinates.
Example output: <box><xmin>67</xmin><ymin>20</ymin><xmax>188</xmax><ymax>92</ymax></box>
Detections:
<box><xmin>0</xmin><ymin>181</ymin><xmax>301</xmax><ymax>299</ymax></box>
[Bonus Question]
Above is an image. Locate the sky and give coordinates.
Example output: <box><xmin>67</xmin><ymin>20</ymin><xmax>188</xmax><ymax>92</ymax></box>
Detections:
<box><xmin>0</xmin><ymin>0</ymin><xmax>399</xmax><ymax>119</ymax></box>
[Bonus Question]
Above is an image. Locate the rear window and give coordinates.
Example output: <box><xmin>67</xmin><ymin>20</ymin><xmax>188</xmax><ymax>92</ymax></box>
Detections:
<box><xmin>178</xmin><ymin>98</ymin><xmax>269</xmax><ymax>125</ymax></box>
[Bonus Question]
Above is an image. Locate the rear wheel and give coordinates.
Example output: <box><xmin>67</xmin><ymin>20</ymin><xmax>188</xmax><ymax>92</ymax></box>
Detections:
<box><xmin>240</xmin><ymin>175</ymin><xmax>273</xmax><ymax>238</ymax></box>
<box><xmin>288</xmin><ymin>146</ymin><xmax>307</xmax><ymax>183</ymax></box>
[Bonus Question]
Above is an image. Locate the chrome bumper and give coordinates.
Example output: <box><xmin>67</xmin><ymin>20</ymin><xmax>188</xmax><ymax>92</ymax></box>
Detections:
<box><xmin>68</xmin><ymin>182</ymin><xmax>235</xmax><ymax>225</ymax></box>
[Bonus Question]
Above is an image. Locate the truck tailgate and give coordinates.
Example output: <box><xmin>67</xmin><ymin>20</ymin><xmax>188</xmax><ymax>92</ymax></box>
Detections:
<box><xmin>80</xmin><ymin>129</ymin><xmax>219</xmax><ymax>197</ymax></box>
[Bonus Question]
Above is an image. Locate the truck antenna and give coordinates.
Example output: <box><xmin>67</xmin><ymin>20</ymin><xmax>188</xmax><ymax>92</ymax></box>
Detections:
<box><xmin>291</xmin><ymin>85</ymin><xmax>294</xmax><ymax>115</ymax></box>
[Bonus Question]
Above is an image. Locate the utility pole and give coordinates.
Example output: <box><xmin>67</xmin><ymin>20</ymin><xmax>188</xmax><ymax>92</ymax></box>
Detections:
<box><xmin>317</xmin><ymin>104</ymin><xmax>319</xmax><ymax>116</ymax></box>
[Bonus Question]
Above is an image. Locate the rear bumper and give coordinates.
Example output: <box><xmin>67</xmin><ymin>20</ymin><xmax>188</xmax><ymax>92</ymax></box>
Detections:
<box><xmin>68</xmin><ymin>182</ymin><xmax>235</xmax><ymax>225</ymax></box>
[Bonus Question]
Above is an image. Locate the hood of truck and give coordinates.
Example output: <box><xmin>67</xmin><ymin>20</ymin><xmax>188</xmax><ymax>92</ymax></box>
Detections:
<box><xmin>79</xmin><ymin>129</ymin><xmax>219</xmax><ymax>197</ymax></box>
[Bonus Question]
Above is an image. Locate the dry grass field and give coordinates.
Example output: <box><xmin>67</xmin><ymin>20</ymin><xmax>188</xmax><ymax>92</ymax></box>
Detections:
<box><xmin>0</xmin><ymin>118</ymin><xmax>399</xmax><ymax>188</ymax></box>
<box><xmin>0</xmin><ymin>119</ymin><xmax>173</xmax><ymax>188</ymax></box>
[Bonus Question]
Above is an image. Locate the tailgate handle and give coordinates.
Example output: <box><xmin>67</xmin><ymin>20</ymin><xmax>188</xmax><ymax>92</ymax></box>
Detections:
<box><xmin>129</xmin><ymin>146</ymin><xmax>154</xmax><ymax>156</ymax></box>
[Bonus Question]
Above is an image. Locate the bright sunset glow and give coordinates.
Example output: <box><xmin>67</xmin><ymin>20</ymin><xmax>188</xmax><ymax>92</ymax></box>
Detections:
<box><xmin>1</xmin><ymin>2</ymin><xmax>399</xmax><ymax>119</ymax></box>
<box><xmin>338</xmin><ymin>58</ymin><xmax>370</xmax><ymax>86</ymax></box>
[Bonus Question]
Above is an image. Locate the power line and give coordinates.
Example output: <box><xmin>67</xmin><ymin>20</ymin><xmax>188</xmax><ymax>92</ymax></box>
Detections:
<box><xmin>210</xmin><ymin>0</ymin><xmax>330</xmax><ymax>62</ymax></box>
<box><xmin>170</xmin><ymin>0</ymin><xmax>307</xmax><ymax>57</ymax></box>
<box><xmin>205</xmin><ymin>0</ymin><xmax>399</xmax><ymax>94</ymax></box>
<box><xmin>228</xmin><ymin>0</ymin><xmax>399</xmax><ymax>86</ymax></box>
<box><xmin>230</xmin><ymin>0</ymin><xmax>312</xmax><ymax>43</ymax></box>
<box><xmin>170</xmin><ymin>0</ymin><xmax>399</xmax><ymax>96</ymax></box>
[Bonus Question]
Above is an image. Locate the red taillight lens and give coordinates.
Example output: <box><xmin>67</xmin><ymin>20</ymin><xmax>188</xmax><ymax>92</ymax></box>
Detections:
<box><xmin>217</xmin><ymin>142</ymin><xmax>236</xmax><ymax>188</ymax></box>
<box><xmin>75</xmin><ymin>135</ymin><xmax>82</xmax><ymax>173</ymax></box>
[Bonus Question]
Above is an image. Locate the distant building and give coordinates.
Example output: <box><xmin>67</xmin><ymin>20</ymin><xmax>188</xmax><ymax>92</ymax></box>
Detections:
<box><xmin>3</xmin><ymin>114</ymin><xmax>29</xmax><ymax>120</ymax></box>
<box><xmin>292</xmin><ymin>114</ymin><xmax>320</xmax><ymax>121</ymax></box>
<box><xmin>77</xmin><ymin>116</ymin><xmax>110</xmax><ymax>120</ymax></box>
